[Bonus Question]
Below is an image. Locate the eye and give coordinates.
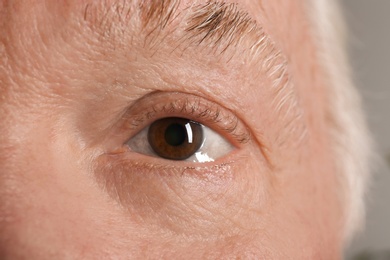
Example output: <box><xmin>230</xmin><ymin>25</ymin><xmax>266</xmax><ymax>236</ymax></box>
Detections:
<box><xmin>127</xmin><ymin>117</ymin><xmax>234</xmax><ymax>163</ymax></box>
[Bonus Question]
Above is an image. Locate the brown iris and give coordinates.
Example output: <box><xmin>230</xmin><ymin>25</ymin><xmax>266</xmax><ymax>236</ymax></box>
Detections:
<box><xmin>148</xmin><ymin>117</ymin><xmax>204</xmax><ymax>160</ymax></box>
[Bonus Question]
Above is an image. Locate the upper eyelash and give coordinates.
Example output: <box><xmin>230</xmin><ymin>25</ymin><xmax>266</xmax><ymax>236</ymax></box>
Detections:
<box><xmin>122</xmin><ymin>91</ymin><xmax>251</xmax><ymax>145</ymax></box>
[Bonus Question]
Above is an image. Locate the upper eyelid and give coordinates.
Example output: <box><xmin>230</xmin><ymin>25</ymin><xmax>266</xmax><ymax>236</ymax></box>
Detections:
<box><xmin>120</xmin><ymin>91</ymin><xmax>251</xmax><ymax>146</ymax></box>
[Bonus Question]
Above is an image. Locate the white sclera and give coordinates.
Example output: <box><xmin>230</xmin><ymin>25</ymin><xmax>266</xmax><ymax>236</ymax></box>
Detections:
<box><xmin>127</xmin><ymin>123</ymin><xmax>234</xmax><ymax>163</ymax></box>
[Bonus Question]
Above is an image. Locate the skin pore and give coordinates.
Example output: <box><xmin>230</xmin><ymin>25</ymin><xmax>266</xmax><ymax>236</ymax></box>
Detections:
<box><xmin>0</xmin><ymin>0</ymin><xmax>344</xmax><ymax>259</ymax></box>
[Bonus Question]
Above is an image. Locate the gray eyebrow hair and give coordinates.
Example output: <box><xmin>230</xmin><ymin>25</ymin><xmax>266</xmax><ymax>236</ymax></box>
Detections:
<box><xmin>86</xmin><ymin>0</ymin><xmax>282</xmax><ymax>65</ymax></box>
<box><xmin>81</xmin><ymin>0</ymin><xmax>293</xmax><ymax>102</ymax></box>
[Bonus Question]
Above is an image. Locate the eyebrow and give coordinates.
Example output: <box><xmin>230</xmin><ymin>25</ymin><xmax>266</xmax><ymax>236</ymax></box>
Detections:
<box><xmin>84</xmin><ymin>0</ymin><xmax>292</xmax><ymax>108</ymax></box>
<box><xmin>84</xmin><ymin>0</ymin><xmax>285</xmax><ymax>69</ymax></box>
<box><xmin>139</xmin><ymin>0</ymin><xmax>263</xmax><ymax>54</ymax></box>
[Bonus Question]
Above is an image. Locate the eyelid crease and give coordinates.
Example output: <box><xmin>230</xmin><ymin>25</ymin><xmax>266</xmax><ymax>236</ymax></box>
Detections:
<box><xmin>121</xmin><ymin>91</ymin><xmax>251</xmax><ymax>146</ymax></box>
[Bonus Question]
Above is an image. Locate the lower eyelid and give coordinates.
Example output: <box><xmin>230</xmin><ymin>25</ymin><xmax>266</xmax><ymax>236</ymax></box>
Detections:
<box><xmin>94</xmin><ymin>152</ymin><xmax>238</xmax><ymax>205</ymax></box>
<box><xmin>95</xmin><ymin>152</ymin><xmax>237</xmax><ymax>188</ymax></box>
<box><xmin>93</xmin><ymin>152</ymin><xmax>248</xmax><ymax>236</ymax></box>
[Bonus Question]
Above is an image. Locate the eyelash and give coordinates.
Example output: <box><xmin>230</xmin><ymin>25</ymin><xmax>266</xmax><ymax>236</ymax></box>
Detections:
<box><xmin>121</xmin><ymin>91</ymin><xmax>250</xmax><ymax>147</ymax></box>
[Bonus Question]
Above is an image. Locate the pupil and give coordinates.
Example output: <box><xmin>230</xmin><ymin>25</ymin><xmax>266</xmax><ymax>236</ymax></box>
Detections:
<box><xmin>164</xmin><ymin>123</ymin><xmax>186</xmax><ymax>146</ymax></box>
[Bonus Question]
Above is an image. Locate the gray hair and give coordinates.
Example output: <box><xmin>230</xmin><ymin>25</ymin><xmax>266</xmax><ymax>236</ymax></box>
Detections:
<box><xmin>307</xmin><ymin>0</ymin><xmax>372</xmax><ymax>243</ymax></box>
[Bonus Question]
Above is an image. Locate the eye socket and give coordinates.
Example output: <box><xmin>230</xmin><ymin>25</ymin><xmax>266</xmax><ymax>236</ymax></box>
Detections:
<box><xmin>127</xmin><ymin>117</ymin><xmax>234</xmax><ymax>163</ymax></box>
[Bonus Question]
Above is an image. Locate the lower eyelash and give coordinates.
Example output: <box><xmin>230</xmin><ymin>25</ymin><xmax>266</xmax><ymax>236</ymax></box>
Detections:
<box><xmin>97</xmin><ymin>152</ymin><xmax>236</xmax><ymax>180</ymax></box>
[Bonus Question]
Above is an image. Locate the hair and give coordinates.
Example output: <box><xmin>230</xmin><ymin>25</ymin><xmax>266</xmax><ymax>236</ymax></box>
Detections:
<box><xmin>306</xmin><ymin>0</ymin><xmax>372</xmax><ymax>243</ymax></box>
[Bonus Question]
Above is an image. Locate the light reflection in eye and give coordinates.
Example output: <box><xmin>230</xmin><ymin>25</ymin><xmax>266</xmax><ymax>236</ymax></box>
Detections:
<box><xmin>185</xmin><ymin>123</ymin><xmax>193</xmax><ymax>143</ymax></box>
<box><xmin>127</xmin><ymin>117</ymin><xmax>234</xmax><ymax>163</ymax></box>
<box><xmin>195</xmin><ymin>151</ymin><xmax>215</xmax><ymax>163</ymax></box>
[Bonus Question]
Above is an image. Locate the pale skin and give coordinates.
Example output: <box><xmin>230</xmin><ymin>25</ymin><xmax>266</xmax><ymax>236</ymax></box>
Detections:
<box><xmin>0</xmin><ymin>0</ymin><xmax>344</xmax><ymax>259</ymax></box>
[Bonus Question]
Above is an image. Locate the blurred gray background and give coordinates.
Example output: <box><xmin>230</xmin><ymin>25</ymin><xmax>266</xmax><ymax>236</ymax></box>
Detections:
<box><xmin>341</xmin><ymin>0</ymin><xmax>390</xmax><ymax>259</ymax></box>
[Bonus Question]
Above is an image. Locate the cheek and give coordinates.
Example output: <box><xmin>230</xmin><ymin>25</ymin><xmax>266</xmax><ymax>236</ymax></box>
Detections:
<box><xmin>0</xmin><ymin>100</ymin><xmax>136</xmax><ymax>257</ymax></box>
<box><xmin>0</xmin><ymin>119</ymin><xmax>102</xmax><ymax>257</ymax></box>
<box><xmin>263</xmin><ymin>141</ymin><xmax>344</xmax><ymax>258</ymax></box>
<box><xmin>93</xmin><ymin>147</ymin><xmax>273</xmax><ymax>238</ymax></box>
<box><xmin>0</xmin><ymin>119</ymin><xmax>150</xmax><ymax>258</ymax></box>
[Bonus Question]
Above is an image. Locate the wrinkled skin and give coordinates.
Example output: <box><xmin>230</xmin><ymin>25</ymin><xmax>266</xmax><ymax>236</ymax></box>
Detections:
<box><xmin>0</xmin><ymin>0</ymin><xmax>344</xmax><ymax>259</ymax></box>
